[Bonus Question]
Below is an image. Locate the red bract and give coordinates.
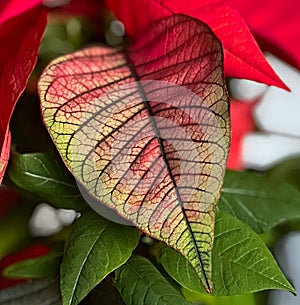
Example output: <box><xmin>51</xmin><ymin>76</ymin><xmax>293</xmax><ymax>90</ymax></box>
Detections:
<box><xmin>0</xmin><ymin>0</ymin><xmax>41</xmax><ymax>23</ymax></box>
<box><xmin>228</xmin><ymin>0</ymin><xmax>300</xmax><ymax>70</ymax></box>
<box><xmin>0</xmin><ymin>131</ymin><xmax>10</xmax><ymax>182</ymax></box>
<box><xmin>227</xmin><ymin>100</ymin><xmax>256</xmax><ymax>170</ymax></box>
<box><xmin>104</xmin><ymin>0</ymin><xmax>287</xmax><ymax>90</ymax></box>
<box><xmin>0</xmin><ymin>1</ymin><xmax>47</xmax><ymax>183</ymax></box>
<box><xmin>0</xmin><ymin>244</ymin><xmax>50</xmax><ymax>289</ymax></box>
<box><xmin>50</xmin><ymin>0</ymin><xmax>104</xmax><ymax>17</ymax></box>
<box><xmin>0</xmin><ymin>186</ymin><xmax>18</xmax><ymax>219</ymax></box>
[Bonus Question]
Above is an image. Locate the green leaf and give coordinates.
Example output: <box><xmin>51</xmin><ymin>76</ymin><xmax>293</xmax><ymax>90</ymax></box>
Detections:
<box><xmin>219</xmin><ymin>170</ymin><xmax>300</xmax><ymax>232</ymax></box>
<box><xmin>3</xmin><ymin>250</ymin><xmax>62</xmax><ymax>279</ymax></box>
<box><xmin>60</xmin><ymin>211</ymin><xmax>140</xmax><ymax>305</ymax></box>
<box><xmin>160</xmin><ymin>212</ymin><xmax>295</xmax><ymax>296</ymax></box>
<box><xmin>0</xmin><ymin>277</ymin><xmax>61</xmax><ymax>305</ymax></box>
<box><xmin>115</xmin><ymin>256</ymin><xmax>192</xmax><ymax>305</ymax></box>
<box><xmin>8</xmin><ymin>151</ymin><xmax>86</xmax><ymax>211</ymax></box>
<box><xmin>268</xmin><ymin>157</ymin><xmax>300</xmax><ymax>191</ymax></box>
<box><xmin>182</xmin><ymin>288</ymin><xmax>255</xmax><ymax>305</ymax></box>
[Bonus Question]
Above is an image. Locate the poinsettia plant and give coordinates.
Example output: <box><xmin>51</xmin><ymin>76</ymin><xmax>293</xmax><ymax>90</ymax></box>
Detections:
<box><xmin>1</xmin><ymin>0</ymin><xmax>300</xmax><ymax>305</ymax></box>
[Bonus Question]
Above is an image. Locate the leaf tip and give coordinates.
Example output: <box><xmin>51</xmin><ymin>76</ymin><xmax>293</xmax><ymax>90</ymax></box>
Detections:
<box><xmin>286</xmin><ymin>282</ymin><xmax>297</xmax><ymax>296</ymax></box>
<box><xmin>199</xmin><ymin>268</ymin><xmax>213</xmax><ymax>294</ymax></box>
<box><xmin>206</xmin><ymin>283</ymin><xmax>213</xmax><ymax>294</ymax></box>
<box><xmin>275</xmin><ymin>78</ymin><xmax>290</xmax><ymax>92</ymax></box>
<box><xmin>263</xmin><ymin>59</ymin><xmax>290</xmax><ymax>92</ymax></box>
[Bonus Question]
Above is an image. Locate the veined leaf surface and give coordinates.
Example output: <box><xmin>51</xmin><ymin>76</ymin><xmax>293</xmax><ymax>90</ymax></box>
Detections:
<box><xmin>38</xmin><ymin>14</ymin><xmax>230</xmax><ymax>292</ymax></box>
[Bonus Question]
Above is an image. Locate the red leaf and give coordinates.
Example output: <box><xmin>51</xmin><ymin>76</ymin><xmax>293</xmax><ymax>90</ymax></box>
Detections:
<box><xmin>0</xmin><ymin>130</ymin><xmax>10</xmax><ymax>183</ymax></box>
<box><xmin>228</xmin><ymin>0</ymin><xmax>300</xmax><ymax>70</ymax></box>
<box><xmin>0</xmin><ymin>186</ymin><xmax>19</xmax><ymax>219</ymax></box>
<box><xmin>227</xmin><ymin>99</ymin><xmax>256</xmax><ymax>170</ymax></box>
<box><xmin>39</xmin><ymin>14</ymin><xmax>230</xmax><ymax>292</ymax></box>
<box><xmin>0</xmin><ymin>244</ymin><xmax>50</xmax><ymax>290</ymax></box>
<box><xmin>49</xmin><ymin>0</ymin><xmax>104</xmax><ymax>18</ymax></box>
<box><xmin>0</xmin><ymin>0</ymin><xmax>42</xmax><ymax>24</ymax></box>
<box><xmin>0</xmin><ymin>3</ymin><xmax>47</xmax><ymax>183</ymax></box>
<box><xmin>104</xmin><ymin>0</ymin><xmax>287</xmax><ymax>89</ymax></box>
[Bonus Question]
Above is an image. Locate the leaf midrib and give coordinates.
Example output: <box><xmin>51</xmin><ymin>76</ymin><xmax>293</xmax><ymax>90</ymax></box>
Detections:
<box><xmin>125</xmin><ymin>49</ymin><xmax>211</xmax><ymax>291</ymax></box>
<box><xmin>68</xmin><ymin>222</ymin><xmax>110</xmax><ymax>305</ymax></box>
<box><xmin>21</xmin><ymin>171</ymin><xmax>76</xmax><ymax>188</ymax></box>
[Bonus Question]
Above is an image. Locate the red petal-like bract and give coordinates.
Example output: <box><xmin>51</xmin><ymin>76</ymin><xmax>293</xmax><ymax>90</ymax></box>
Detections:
<box><xmin>0</xmin><ymin>131</ymin><xmax>10</xmax><ymax>183</ymax></box>
<box><xmin>0</xmin><ymin>0</ymin><xmax>42</xmax><ymax>24</ymax></box>
<box><xmin>0</xmin><ymin>244</ymin><xmax>50</xmax><ymax>290</ymax></box>
<box><xmin>105</xmin><ymin>0</ymin><xmax>287</xmax><ymax>89</ymax></box>
<box><xmin>0</xmin><ymin>3</ymin><xmax>47</xmax><ymax>183</ymax></box>
<box><xmin>227</xmin><ymin>100</ymin><xmax>256</xmax><ymax>170</ymax></box>
<box><xmin>38</xmin><ymin>14</ymin><xmax>230</xmax><ymax>292</ymax></box>
<box><xmin>228</xmin><ymin>0</ymin><xmax>300</xmax><ymax>70</ymax></box>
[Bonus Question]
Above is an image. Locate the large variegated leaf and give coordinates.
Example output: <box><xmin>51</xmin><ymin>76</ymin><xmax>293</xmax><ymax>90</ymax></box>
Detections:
<box><xmin>38</xmin><ymin>14</ymin><xmax>230</xmax><ymax>292</ymax></box>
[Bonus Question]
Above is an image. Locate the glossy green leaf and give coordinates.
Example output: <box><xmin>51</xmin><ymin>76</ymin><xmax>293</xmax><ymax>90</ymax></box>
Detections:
<box><xmin>3</xmin><ymin>250</ymin><xmax>62</xmax><ymax>279</ymax></box>
<box><xmin>219</xmin><ymin>170</ymin><xmax>300</xmax><ymax>232</ymax></box>
<box><xmin>0</xmin><ymin>277</ymin><xmax>61</xmax><ymax>305</ymax></box>
<box><xmin>160</xmin><ymin>212</ymin><xmax>295</xmax><ymax>295</ymax></box>
<box><xmin>8</xmin><ymin>151</ymin><xmax>86</xmax><ymax>211</ymax></box>
<box><xmin>115</xmin><ymin>256</ymin><xmax>192</xmax><ymax>305</ymax></box>
<box><xmin>60</xmin><ymin>211</ymin><xmax>140</xmax><ymax>305</ymax></box>
<box><xmin>39</xmin><ymin>14</ymin><xmax>230</xmax><ymax>293</ymax></box>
